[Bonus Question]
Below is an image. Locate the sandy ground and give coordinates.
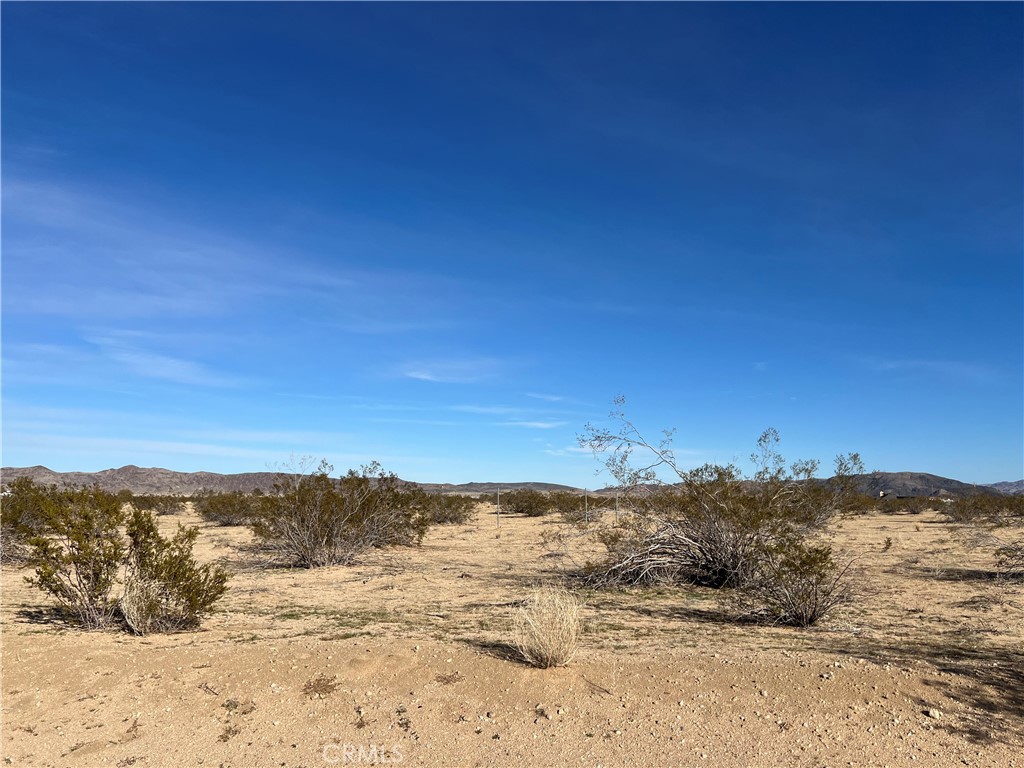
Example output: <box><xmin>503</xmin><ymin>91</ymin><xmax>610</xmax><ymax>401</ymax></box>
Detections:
<box><xmin>2</xmin><ymin>506</ymin><xmax>1021</xmax><ymax>767</ymax></box>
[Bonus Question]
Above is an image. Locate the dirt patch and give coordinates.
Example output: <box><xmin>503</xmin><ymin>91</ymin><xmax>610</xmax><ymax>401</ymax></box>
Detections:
<box><xmin>3</xmin><ymin>508</ymin><xmax>1021</xmax><ymax>766</ymax></box>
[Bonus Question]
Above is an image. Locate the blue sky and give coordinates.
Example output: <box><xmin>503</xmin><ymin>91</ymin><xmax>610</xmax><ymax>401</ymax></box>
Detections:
<box><xmin>2</xmin><ymin>3</ymin><xmax>1022</xmax><ymax>486</ymax></box>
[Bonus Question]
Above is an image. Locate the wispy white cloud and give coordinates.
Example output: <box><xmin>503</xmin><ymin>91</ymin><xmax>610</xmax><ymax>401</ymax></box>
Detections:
<box><xmin>525</xmin><ymin>392</ymin><xmax>565</xmax><ymax>402</ymax></box>
<box><xmin>501</xmin><ymin>420</ymin><xmax>567</xmax><ymax>429</ymax></box>
<box><xmin>402</xmin><ymin>358</ymin><xmax>503</xmax><ymax>384</ymax></box>
<box><xmin>867</xmin><ymin>358</ymin><xmax>998</xmax><ymax>385</ymax></box>
<box><xmin>2</xmin><ymin>179</ymin><xmax>466</xmax><ymax>337</ymax></box>
<box><xmin>449</xmin><ymin>404</ymin><xmax>524</xmax><ymax>415</ymax></box>
<box><xmin>543</xmin><ymin>445</ymin><xmax>591</xmax><ymax>456</ymax></box>
<box><xmin>87</xmin><ymin>335</ymin><xmax>243</xmax><ymax>388</ymax></box>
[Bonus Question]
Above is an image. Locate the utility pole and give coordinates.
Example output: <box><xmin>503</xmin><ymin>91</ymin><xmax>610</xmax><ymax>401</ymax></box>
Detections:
<box><xmin>496</xmin><ymin>488</ymin><xmax>501</xmax><ymax>529</ymax></box>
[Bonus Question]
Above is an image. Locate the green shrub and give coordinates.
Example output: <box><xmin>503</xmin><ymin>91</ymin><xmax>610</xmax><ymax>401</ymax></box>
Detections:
<box><xmin>23</xmin><ymin>486</ymin><xmax>230</xmax><ymax>632</ymax></box>
<box><xmin>502</xmin><ymin>489</ymin><xmax>550</xmax><ymax>517</ymax></box>
<box><xmin>132</xmin><ymin>494</ymin><xmax>185</xmax><ymax>516</ymax></box>
<box><xmin>251</xmin><ymin>461</ymin><xmax>430</xmax><ymax>568</ymax></box>
<box><xmin>26</xmin><ymin>486</ymin><xmax>127</xmax><ymax>628</ymax></box>
<box><xmin>121</xmin><ymin>508</ymin><xmax>229</xmax><ymax>633</ymax></box>
<box><xmin>1</xmin><ymin>477</ymin><xmax>56</xmax><ymax>563</ymax></box>
<box><xmin>878</xmin><ymin>496</ymin><xmax>934</xmax><ymax>515</ymax></box>
<box><xmin>734</xmin><ymin>538</ymin><xmax>853</xmax><ymax>626</ymax></box>
<box><xmin>194</xmin><ymin>491</ymin><xmax>259</xmax><ymax>526</ymax></box>
<box><xmin>549</xmin><ymin>491</ymin><xmax>609</xmax><ymax>526</ymax></box>
<box><xmin>423</xmin><ymin>495</ymin><xmax>477</xmax><ymax>525</ymax></box>
<box><xmin>943</xmin><ymin>494</ymin><xmax>1024</xmax><ymax>525</ymax></box>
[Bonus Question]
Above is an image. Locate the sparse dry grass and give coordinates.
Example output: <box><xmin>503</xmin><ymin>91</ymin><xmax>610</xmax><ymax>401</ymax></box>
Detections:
<box><xmin>512</xmin><ymin>585</ymin><xmax>583</xmax><ymax>668</ymax></box>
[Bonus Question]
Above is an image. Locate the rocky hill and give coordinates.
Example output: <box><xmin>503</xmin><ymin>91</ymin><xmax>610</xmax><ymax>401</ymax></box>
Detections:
<box><xmin>849</xmin><ymin>472</ymin><xmax>1000</xmax><ymax>498</ymax></box>
<box><xmin>985</xmin><ymin>480</ymin><xmax>1024</xmax><ymax>495</ymax></box>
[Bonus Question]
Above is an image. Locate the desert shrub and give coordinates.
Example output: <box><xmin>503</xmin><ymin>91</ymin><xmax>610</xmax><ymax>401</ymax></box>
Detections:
<box><xmin>502</xmin><ymin>489</ymin><xmax>550</xmax><ymax>517</ymax></box>
<box><xmin>132</xmin><ymin>494</ymin><xmax>185</xmax><ymax>516</ymax></box>
<box><xmin>512</xmin><ymin>586</ymin><xmax>582</xmax><ymax>668</ymax></box>
<box><xmin>943</xmin><ymin>494</ymin><xmax>1024</xmax><ymax>525</ymax></box>
<box><xmin>194</xmin><ymin>491</ymin><xmax>259</xmax><ymax>526</ymax></box>
<box><xmin>550</xmin><ymin>492</ymin><xmax>609</xmax><ymax>526</ymax></box>
<box><xmin>26</xmin><ymin>486</ymin><xmax>126</xmax><ymax>628</ymax></box>
<box><xmin>996</xmin><ymin>539</ymin><xmax>1024</xmax><ymax>581</ymax></box>
<box><xmin>1</xmin><ymin>477</ymin><xmax>56</xmax><ymax>563</ymax></box>
<box><xmin>423</xmin><ymin>495</ymin><xmax>477</xmax><ymax>525</ymax></box>
<box><xmin>23</xmin><ymin>486</ymin><xmax>229</xmax><ymax>632</ymax></box>
<box><xmin>733</xmin><ymin>538</ymin><xmax>853</xmax><ymax>626</ymax></box>
<box><xmin>576</xmin><ymin>403</ymin><xmax>862</xmax><ymax>604</ymax></box>
<box><xmin>251</xmin><ymin>460</ymin><xmax>430</xmax><ymax>568</ymax></box>
<box><xmin>120</xmin><ymin>508</ymin><xmax>229</xmax><ymax>633</ymax></box>
<box><xmin>878</xmin><ymin>496</ymin><xmax>934</xmax><ymax>515</ymax></box>
<box><xmin>549</xmin><ymin>491</ymin><xmax>584</xmax><ymax>523</ymax></box>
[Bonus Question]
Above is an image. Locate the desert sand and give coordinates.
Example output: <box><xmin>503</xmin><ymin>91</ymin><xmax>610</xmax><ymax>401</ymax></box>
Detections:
<box><xmin>2</xmin><ymin>506</ymin><xmax>1021</xmax><ymax>767</ymax></box>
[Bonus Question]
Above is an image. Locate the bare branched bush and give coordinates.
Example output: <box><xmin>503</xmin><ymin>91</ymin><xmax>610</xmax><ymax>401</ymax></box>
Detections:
<box><xmin>251</xmin><ymin>460</ymin><xmax>429</xmax><ymax>568</ymax></box>
<box><xmin>512</xmin><ymin>586</ymin><xmax>582</xmax><ymax>668</ymax></box>
<box><xmin>996</xmin><ymin>539</ymin><xmax>1024</xmax><ymax>581</ymax></box>
<box><xmin>941</xmin><ymin>494</ymin><xmax>1024</xmax><ymax>581</ymax></box>
<box><xmin>570</xmin><ymin>399</ymin><xmax>861</xmax><ymax>626</ymax></box>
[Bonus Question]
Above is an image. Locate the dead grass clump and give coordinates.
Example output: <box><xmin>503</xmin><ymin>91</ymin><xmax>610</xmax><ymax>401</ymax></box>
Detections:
<box><xmin>118</xmin><ymin>574</ymin><xmax>163</xmax><ymax>635</ymax></box>
<box><xmin>512</xmin><ymin>586</ymin><xmax>582</xmax><ymax>668</ymax></box>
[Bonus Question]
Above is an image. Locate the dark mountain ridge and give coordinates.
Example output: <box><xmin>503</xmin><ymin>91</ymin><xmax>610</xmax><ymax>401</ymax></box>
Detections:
<box><xmin>0</xmin><ymin>465</ymin><xmax>582</xmax><ymax>496</ymax></box>
<box><xmin>1</xmin><ymin>466</ymin><xmax>1016</xmax><ymax>498</ymax></box>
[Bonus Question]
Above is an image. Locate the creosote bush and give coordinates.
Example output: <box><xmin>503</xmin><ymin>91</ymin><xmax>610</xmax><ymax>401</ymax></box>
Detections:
<box><xmin>195</xmin><ymin>490</ymin><xmax>260</xmax><ymax>526</ymax></box>
<box><xmin>878</xmin><ymin>496</ymin><xmax>935</xmax><ymax>515</ymax></box>
<box><xmin>121</xmin><ymin>508</ymin><xmax>229</xmax><ymax>634</ymax></box>
<box><xmin>512</xmin><ymin>586</ymin><xmax>582</xmax><ymax>668</ymax></box>
<box><xmin>502</xmin><ymin>489</ymin><xmax>550</xmax><ymax>517</ymax></box>
<box><xmin>1</xmin><ymin>477</ymin><xmax>55</xmax><ymax>563</ymax></box>
<box><xmin>26</xmin><ymin>485</ymin><xmax>126</xmax><ymax>628</ymax></box>
<box><xmin>21</xmin><ymin>484</ymin><xmax>229</xmax><ymax>632</ymax></box>
<box><xmin>942</xmin><ymin>493</ymin><xmax>1024</xmax><ymax>526</ymax></box>
<box><xmin>733</xmin><ymin>538</ymin><xmax>853</xmax><ymax>626</ymax></box>
<box><xmin>422</xmin><ymin>494</ymin><xmax>477</xmax><ymax>525</ymax></box>
<box><xmin>251</xmin><ymin>460</ymin><xmax>430</xmax><ymax>568</ymax></box>
<box><xmin>571</xmin><ymin>398</ymin><xmax>862</xmax><ymax>627</ymax></box>
<box><xmin>550</xmin><ymin>491</ymin><xmax>608</xmax><ymax>526</ymax></box>
<box><xmin>132</xmin><ymin>494</ymin><xmax>186</xmax><ymax>516</ymax></box>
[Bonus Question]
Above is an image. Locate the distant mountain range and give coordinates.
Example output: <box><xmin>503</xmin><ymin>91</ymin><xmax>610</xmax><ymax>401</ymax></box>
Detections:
<box><xmin>1</xmin><ymin>465</ymin><xmax>1020</xmax><ymax>498</ymax></box>
<box><xmin>984</xmin><ymin>479</ymin><xmax>1024</xmax><ymax>495</ymax></box>
<box><xmin>0</xmin><ymin>465</ymin><xmax>581</xmax><ymax>496</ymax></box>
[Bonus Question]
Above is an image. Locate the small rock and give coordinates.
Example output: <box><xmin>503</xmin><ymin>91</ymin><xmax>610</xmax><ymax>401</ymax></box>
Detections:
<box><xmin>924</xmin><ymin>709</ymin><xmax>942</xmax><ymax>719</ymax></box>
